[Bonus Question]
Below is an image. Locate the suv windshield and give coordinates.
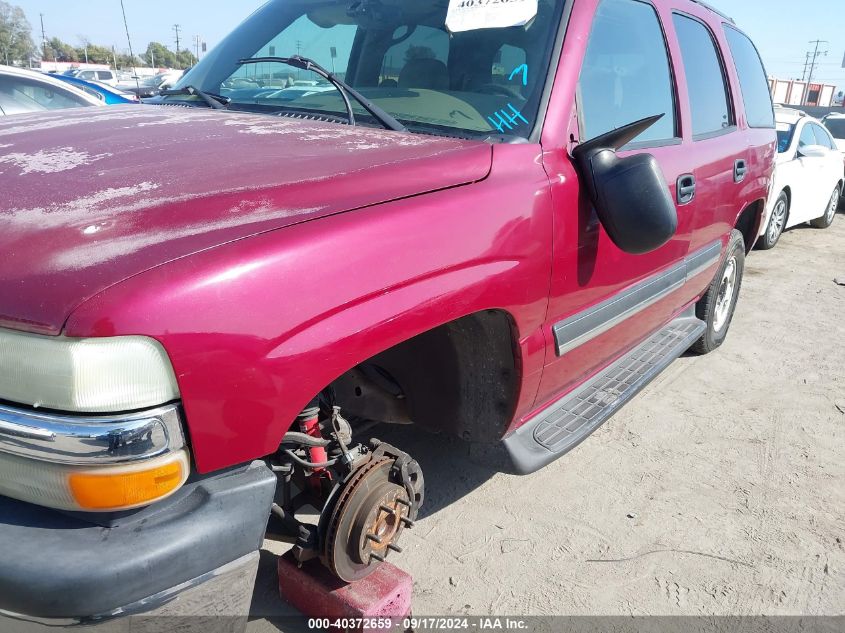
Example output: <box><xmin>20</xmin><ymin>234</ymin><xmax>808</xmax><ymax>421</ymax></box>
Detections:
<box><xmin>170</xmin><ymin>0</ymin><xmax>566</xmax><ymax>138</ymax></box>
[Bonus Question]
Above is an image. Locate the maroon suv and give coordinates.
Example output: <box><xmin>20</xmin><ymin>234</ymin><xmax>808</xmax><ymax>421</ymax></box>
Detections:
<box><xmin>0</xmin><ymin>0</ymin><xmax>775</xmax><ymax>625</ymax></box>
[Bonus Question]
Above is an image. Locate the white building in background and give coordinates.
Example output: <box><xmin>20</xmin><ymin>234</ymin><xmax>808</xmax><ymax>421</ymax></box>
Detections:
<box><xmin>769</xmin><ymin>77</ymin><xmax>838</xmax><ymax>107</ymax></box>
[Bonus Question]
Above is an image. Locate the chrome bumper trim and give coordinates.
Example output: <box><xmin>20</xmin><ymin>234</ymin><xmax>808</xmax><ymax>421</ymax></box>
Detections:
<box><xmin>0</xmin><ymin>403</ymin><xmax>184</xmax><ymax>465</ymax></box>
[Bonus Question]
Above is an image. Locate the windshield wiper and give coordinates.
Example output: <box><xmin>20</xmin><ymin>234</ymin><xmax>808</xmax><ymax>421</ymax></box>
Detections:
<box><xmin>160</xmin><ymin>85</ymin><xmax>231</xmax><ymax>110</ymax></box>
<box><xmin>236</xmin><ymin>56</ymin><xmax>407</xmax><ymax>133</ymax></box>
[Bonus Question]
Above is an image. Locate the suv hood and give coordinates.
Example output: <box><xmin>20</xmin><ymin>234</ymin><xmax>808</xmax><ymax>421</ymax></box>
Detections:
<box><xmin>0</xmin><ymin>106</ymin><xmax>492</xmax><ymax>335</ymax></box>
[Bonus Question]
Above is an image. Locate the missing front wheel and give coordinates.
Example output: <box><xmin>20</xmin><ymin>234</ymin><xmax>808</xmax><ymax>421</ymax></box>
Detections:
<box><xmin>269</xmin><ymin>403</ymin><xmax>424</xmax><ymax>583</ymax></box>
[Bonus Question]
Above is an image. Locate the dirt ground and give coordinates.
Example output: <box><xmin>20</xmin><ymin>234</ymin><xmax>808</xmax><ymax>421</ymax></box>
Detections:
<box><xmin>249</xmin><ymin>207</ymin><xmax>845</xmax><ymax>627</ymax></box>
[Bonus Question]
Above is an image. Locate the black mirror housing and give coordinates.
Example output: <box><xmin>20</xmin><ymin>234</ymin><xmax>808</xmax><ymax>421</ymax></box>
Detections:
<box><xmin>573</xmin><ymin>115</ymin><xmax>678</xmax><ymax>255</ymax></box>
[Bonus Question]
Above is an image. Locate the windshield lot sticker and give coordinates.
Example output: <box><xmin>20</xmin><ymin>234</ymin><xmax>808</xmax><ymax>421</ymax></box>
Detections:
<box><xmin>487</xmin><ymin>103</ymin><xmax>529</xmax><ymax>133</ymax></box>
<box><xmin>446</xmin><ymin>0</ymin><xmax>539</xmax><ymax>33</ymax></box>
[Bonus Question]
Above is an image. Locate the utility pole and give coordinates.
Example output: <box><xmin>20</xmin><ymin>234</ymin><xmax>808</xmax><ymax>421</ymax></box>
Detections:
<box><xmin>39</xmin><ymin>14</ymin><xmax>47</xmax><ymax>62</ymax></box>
<box><xmin>802</xmin><ymin>40</ymin><xmax>828</xmax><ymax>106</ymax></box>
<box><xmin>194</xmin><ymin>35</ymin><xmax>200</xmax><ymax>61</ymax></box>
<box><xmin>800</xmin><ymin>52</ymin><xmax>812</xmax><ymax>82</ymax></box>
<box><xmin>173</xmin><ymin>24</ymin><xmax>182</xmax><ymax>69</ymax></box>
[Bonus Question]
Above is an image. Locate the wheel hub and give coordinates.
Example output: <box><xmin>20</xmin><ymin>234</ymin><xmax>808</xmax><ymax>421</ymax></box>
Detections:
<box><xmin>713</xmin><ymin>257</ymin><xmax>737</xmax><ymax>333</ymax></box>
<box><xmin>351</xmin><ymin>484</ymin><xmax>410</xmax><ymax>563</ymax></box>
<box><xmin>769</xmin><ymin>200</ymin><xmax>786</xmax><ymax>242</ymax></box>
<box><xmin>320</xmin><ymin>445</ymin><xmax>423</xmax><ymax>582</ymax></box>
<box><xmin>827</xmin><ymin>190</ymin><xmax>839</xmax><ymax>222</ymax></box>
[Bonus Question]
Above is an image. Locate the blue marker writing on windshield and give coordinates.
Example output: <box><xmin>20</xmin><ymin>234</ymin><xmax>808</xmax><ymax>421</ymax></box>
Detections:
<box><xmin>509</xmin><ymin>64</ymin><xmax>529</xmax><ymax>86</ymax></box>
<box><xmin>488</xmin><ymin>104</ymin><xmax>530</xmax><ymax>134</ymax></box>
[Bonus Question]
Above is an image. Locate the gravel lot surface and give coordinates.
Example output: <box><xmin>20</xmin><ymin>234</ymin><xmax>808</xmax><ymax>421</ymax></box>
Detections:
<box><xmin>249</xmin><ymin>207</ymin><xmax>845</xmax><ymax>628</ymax></box>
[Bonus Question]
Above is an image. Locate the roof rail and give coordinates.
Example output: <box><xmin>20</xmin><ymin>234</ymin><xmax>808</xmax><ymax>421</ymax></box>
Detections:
<box><xmin>689</xmin><ymin>0</ymin><xmax>736</xmax><ymax>24</ymax></box>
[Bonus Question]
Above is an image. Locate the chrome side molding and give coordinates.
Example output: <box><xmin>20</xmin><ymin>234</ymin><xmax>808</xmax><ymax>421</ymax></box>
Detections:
<box><xmin>0</xmin><ymin>403</ymin><xmax>184</xmax><ymax>465</ymax></box>
<box><xmin>553</xmin><ymin>240</ymin><xmax>723</xmax><ymax>357</ymax></box>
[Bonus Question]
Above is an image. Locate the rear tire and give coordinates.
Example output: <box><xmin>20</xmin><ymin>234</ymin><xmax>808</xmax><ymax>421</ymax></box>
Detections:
<box><xmin>757</xmin><ymin>191</ymin><xmax>788</xmax><ymax>250</ymax></box>
<box><xmin>691</xmin><ymin>230</ymin><xmax>745</xmax><ymax>355</ymax></box>
<box><xmin>810</xmin><ymin>185</ymin><xmax>840</xmax><ymax>229</ymax></box>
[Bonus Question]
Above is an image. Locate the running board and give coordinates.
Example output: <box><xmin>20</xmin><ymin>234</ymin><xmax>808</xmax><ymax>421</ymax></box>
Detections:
<box><xmin>503</xmin><ymin>313</ymin><xmax>706</xmax><ymax>474</ymax></box>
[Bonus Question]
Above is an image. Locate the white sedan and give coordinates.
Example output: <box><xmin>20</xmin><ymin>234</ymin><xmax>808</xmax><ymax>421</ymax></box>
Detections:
<box><xmin>758</xmin><ymin>108</ymin><xmax>844</xmax><ymax>250</ymax></box>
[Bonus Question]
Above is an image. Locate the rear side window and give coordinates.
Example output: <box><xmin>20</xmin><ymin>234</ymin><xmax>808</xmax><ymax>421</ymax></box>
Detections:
<box><xmin>723</xmin><ymin>26</ymin><xmax>775</xmax><ymax>128</ymax></box>
<box><xmin>97</xmin><ymin>71</ymin><xmax>113</xmax><ymax>81</ymax></box>
<box><xmin>811</xmin><ymin>124</ymin><xmax>834</xmax><ymax>149</ymax></box>
<box><xmin>578</xmin><ymin>0</ymin><xmax>677</xmax><ymax>144</ymax></box>
<box><xmin>672</xmin><ymin>13</ymin><xmax>732</xmax><ymax>137</ymax></box>
<box><xmin>798</xmin><ymin>124</ymin><xmax>815</xmax><ymax>150</ymax></box>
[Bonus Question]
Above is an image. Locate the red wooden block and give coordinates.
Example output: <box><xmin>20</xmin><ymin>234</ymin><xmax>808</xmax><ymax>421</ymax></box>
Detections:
<box><xmin>278</xmin><ymin>552</ymin><xmax>412</xmax><ymax>628</ymax></box>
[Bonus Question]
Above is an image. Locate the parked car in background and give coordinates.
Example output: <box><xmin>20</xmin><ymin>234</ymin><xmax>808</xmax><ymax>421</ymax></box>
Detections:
<box><xmin>71</xmin><ymin>68</ymin><xmax>119</xmax><ymax>87</ymax></box>
<box><xmin>54</xmin><ymin>74</ymin><xmax>140</xmax><ymax>105</ymax></box>
<box><xmin>0</xmin><ymin>65</ymin><xmax>103</xmax><ymax>116</ymax></box>
<box><xmin>119</xmin><ymin>72</ymin><xmax>183</xmax><ymax>99</ymax></box>
<box><xmin>0</xmin><ymin>0</ymin><xmax>775</xmax><ymax>626</ymax></box>
<box><xmin>821</xmin><ymin>112</ymin><xmax>845</xmax><ymax>153</ymax></box>
<box><xmin>758</xmin><ymin>107</ymin><xmax>843</xmax><ymax>249</ymax></box>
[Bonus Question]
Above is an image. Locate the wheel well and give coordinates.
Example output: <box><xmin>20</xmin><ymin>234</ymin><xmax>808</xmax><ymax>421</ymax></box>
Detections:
<box><xmin>329</xmin><ymin>310</ymin><xmax>519</xmax><ymax>443</ymax></box>
<box><xmin>735</xmin><ymin>200</ymin><xmax>764</xmax><ymax>254</ymax></box>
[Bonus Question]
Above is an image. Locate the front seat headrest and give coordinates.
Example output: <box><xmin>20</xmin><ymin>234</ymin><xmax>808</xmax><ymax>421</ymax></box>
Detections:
<box><xmin>398</xmin><ymin>58</ymin><xmax>449</xmax><ymax>90</ymax></box>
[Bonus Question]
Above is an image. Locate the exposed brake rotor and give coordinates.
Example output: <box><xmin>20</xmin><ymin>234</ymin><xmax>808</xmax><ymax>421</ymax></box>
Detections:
<box><xmin>320</xmin><ymin>443</ymin><xmax>423</xmax><ymax>582</ymax></box>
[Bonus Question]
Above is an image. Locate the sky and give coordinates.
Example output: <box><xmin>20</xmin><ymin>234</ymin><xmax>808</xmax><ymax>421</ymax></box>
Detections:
<box><xmin>11</xmin><ymin>0</ymin><xmax>845</xmax><ymax>91</ymax></box>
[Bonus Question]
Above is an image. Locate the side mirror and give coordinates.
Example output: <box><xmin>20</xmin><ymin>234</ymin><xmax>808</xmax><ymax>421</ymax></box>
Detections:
<box><xmin>573</xmin><ymin>115</ymin><xmax>678</xmax><ymax>255</ymax></box>
<box><xmin>798</xmin><ymin>144</ymin><xmax>828</xmax><ymax>158</ymax></box>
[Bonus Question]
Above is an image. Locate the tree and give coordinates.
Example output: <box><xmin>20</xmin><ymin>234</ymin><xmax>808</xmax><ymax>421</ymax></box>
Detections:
<box><xmin>46</xmin><ymin>36</ymin><xmax>78</xmax><ymax>62</ymax></box>
<box><xmin>85</xmin><ymin>43</ymin><xmax>114</xmax><ymax>65</ymax></box>
<box><xmin>175</xmin><ymin>48</ymin><xmax>197</xmax><ymax>69</ymax></box>
<box><xmin>145</xmin><ymin>41</ymin><xmax>175</xmax><ymax>68</ymax></box>
<box><xmin>144</xmin><ymin>41</ymin><xmax>196</xmax><ymax>70</ymax></box>
<box><xmin>0</xmin><ymin>1</ymin><xmax>36</xmax><ymax>66</ymax></box>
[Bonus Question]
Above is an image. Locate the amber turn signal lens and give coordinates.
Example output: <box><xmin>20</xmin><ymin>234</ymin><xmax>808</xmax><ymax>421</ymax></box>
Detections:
<box><xmin>69</xmin><ymin>450</ymin><xmax>189</xmax><ymax>511</ymax></box>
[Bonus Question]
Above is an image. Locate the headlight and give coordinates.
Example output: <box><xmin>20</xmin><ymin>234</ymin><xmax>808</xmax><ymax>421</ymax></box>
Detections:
<box><xmin>0</xmin><ymin>403</ymin><xmax>189</xmax><ymax>511</ymax></box>
<box><xmin>0</xmin><ymin>328</ymin><xmax>179</xmax><ymax>413</ymax></box>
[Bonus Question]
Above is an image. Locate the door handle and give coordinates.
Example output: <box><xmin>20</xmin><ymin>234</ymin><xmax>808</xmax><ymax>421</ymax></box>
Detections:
<box><xmin>677</xmin><ymin>174</ymin><xmax>696</xmax><ymax>204</ymax></box>
<box><xmin>734</xmin><ymin>159</ymin><xmax>748</xmax><ymax>183</ymax></box>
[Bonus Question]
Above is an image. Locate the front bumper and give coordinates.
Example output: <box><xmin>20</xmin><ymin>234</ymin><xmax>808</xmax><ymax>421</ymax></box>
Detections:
<box><xmin>0</xmin><ymin>460</ymin><xmax>275</xmax><ymax>625</ymax></box>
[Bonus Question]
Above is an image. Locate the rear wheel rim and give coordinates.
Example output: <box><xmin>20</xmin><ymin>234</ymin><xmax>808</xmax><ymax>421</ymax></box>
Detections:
<box><xmin>713</xmin><ymin>257</ymin><xmax>737</xmax><ymax>333</ymax></box>
<box><xmin>825</xmin><ymin>188</ymin><xmax>839</xmax><ymax>223</ymax></box>
<box><xmin>769</xmin><ymin>199</ymin><xmax>786</xmax><ymax>243</ymax></box>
